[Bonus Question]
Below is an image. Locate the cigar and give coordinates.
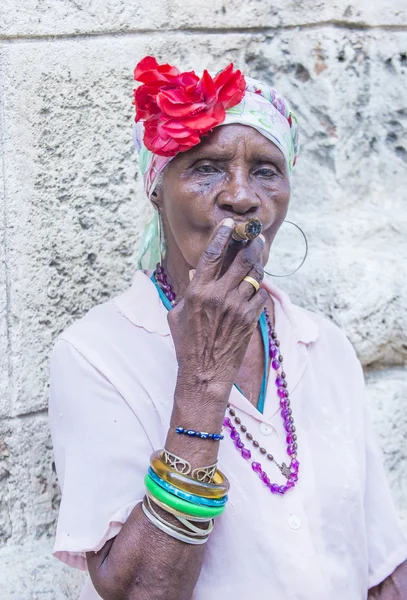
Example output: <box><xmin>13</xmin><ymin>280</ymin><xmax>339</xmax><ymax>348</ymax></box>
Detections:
<box><xmin>232</xmin><ymin>218</ymin><xmax>263</xmax><ymax>242</ymax></box>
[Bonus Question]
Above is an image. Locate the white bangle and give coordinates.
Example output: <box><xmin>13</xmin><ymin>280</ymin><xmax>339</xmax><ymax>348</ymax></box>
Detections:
<box><xmin>141</xmin><ymin>502</ymin><xmax>210</xmax><ymax>545</ymax></box>
<box><xmin>176</xmin><ymin>514</ymin><xmax>214</xmax><ymax>535</ymax></box>
<box><xmin>146</xmin><ymin>496</ymin><xmax>214</xmax><ymax>537</ymax></box>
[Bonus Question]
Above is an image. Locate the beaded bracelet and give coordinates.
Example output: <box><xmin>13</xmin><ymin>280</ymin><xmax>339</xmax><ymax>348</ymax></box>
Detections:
<box><xmin>144</xmin><ymin>474</ymin><xmax>226</xmax><ymax>518</ymax></box>
<box><xmin>175</xmin><ymin>427</ymin><xmax>224</xmax><ymax>441</ymax></box>
<box><xmin>150</xmin><ymin>452</ymin><xmax>229</xmax><ymax>499</ymax></box>
<box><xmin>148</xmin><ymin>468</ymin><xmax>228</xmax><ymax>507</ymax></box>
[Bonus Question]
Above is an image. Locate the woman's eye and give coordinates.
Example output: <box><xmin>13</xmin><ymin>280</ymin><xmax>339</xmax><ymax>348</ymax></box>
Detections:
<box><xmin>256</xmin><ymin>167</ymin><xmax>277</xmax><ymax>177</ymax></box>
<box><xmin>195</xmin><ymin>164</ymin><xmax>218</xmax><ymax>174</ymax></box>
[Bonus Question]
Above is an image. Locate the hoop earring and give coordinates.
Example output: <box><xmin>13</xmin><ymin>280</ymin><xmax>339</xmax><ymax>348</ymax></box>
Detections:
<box><xmin>264</xmin><ymin>220</ymin><xmax>308</xmax><ymax>278</ymax></box>
<box><xmin>157</xmin><ymin>211</ymin><xmax>166</xmax><ymax>267</ymax></box>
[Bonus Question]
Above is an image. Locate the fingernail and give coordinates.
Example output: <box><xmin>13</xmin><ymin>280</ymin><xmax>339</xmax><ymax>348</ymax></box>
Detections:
<box><xmin>259</xmin><ymin>234</ymin><xmax>265</xmax><ymax>243</ymax></box>
<box><xmin>222</xmin><ymin>217</ymin><xmax>234</xmax><ymax>229</ymax></box>
<box><xmin>189</xmin><ymin>269</ymin><xmax>196</xmax><ymax>281</ymax></box>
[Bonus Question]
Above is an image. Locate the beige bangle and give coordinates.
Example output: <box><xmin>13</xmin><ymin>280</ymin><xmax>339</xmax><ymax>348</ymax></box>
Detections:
<box><xmin>141</xmin><ymin>502</ymin><xmax>209</xmax><ymax>545</ymax></box>
<box><xmin>176</xmin><ymin>514</ymin><xmax>215</xmax><ymax>536</ymax></box>
<box><xmin>145</xmin><ymin>496</ymin><xmax>214</xmax><ymax>537</ymax></box>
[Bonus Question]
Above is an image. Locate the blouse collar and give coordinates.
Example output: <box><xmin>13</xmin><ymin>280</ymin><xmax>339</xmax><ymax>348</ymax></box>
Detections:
<box><xmin>113</xmin><ymin>270</ymin><xmax>319</xmax><ymax>347</ymax></box>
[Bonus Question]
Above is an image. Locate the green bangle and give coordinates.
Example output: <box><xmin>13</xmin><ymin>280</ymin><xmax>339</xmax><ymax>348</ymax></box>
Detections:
<box><xmin>148</xmin><ymin>468</ymin><xmax>228</xmax><ymax>507</ymax></box>
<box><xmin>144</xmin><ymin>474</ymin><xmax>226</xmax><ymax>519</ymax></box>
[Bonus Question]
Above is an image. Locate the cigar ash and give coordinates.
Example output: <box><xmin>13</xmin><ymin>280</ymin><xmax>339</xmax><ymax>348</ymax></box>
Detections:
<box><xmin>232</xmin><ymin>218</ymin><xmax>263</xmax><ymax>241</ymax></box>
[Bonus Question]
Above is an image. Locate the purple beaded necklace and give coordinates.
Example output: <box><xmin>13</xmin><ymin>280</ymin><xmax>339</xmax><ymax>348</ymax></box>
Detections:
<box><xmin>154</xmin><ymin>264</ymin><xmax>300</xmax><ymax>495</ymax></box>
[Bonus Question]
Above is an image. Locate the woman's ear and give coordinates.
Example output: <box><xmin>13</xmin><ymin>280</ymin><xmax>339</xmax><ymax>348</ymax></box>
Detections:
<box><xmin>150</xmin><ymin>192</ymin><xmax>159</xmax><ymax>212</ymax></box>
<box><xmin>150</xmin><ymin>179</ymin><xmax>162</xmax><ymax>212</ymax></box>
<box><xmin>150</xmin><ymin>200</ymin><xmax>163</xmax><ymax>215</ymax></box>
<box><xmin>150</xmin><ymin>173</ymin><xmax>164</xmax><ymax>212</ymax></box>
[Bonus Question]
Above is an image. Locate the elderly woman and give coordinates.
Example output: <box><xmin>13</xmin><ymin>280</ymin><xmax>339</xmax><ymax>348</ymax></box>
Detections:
<box><xmin>49</xmin><ymin>57</ymin><xmax>407</xmax><ymax>600</ymax></box>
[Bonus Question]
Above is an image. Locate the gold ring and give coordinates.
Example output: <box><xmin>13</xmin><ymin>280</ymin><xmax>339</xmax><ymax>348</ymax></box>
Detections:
<box><xmin>242</xmin><ymin>276</ymin><xmax>260</xmax><ymax>293</ymax></box>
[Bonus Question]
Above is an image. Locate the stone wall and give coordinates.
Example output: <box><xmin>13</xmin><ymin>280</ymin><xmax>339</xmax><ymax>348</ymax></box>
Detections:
<box><xmin>0</xmin><ymin>1</ymin><xmax>406</xmax><ymax>596</ymax></box>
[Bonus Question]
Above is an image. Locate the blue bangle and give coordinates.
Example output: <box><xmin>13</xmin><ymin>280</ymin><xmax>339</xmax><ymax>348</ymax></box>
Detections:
<box><xmin>147</xmin><ymin>468</ymin><xmax>228</xmax><ymax>507</ymax></box>
<box><xmin>175</xmin><ymin>427</ymin><xmax>224</xmax><ymax>441</ymax></box>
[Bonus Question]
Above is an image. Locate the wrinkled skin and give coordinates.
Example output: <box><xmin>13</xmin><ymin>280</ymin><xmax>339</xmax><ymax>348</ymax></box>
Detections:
<box><xmin>153</xmin><ymin>123</ymin><xmax>290</xmax><ymax>405</ymax></box>
<box><xmin>155</xmin><ymin>123</ymin><xmax>290</xmax><ymax>290</ymax></box>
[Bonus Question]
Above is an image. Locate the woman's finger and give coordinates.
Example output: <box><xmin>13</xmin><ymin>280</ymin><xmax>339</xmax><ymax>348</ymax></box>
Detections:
<box><xmin>220</xmin><ymin>234</ymin><xmax>265</xmax><ymax>290</ymax></box>
<box><xmin>246</xmin><ymin>287</ymin><xmax>268</xmax><ymax>319</ymax></box>
<box><xmin>192</xmin><ymin>218</ymin><xmax>235</xmax><ymax>284</ymax></box>
<box><xmin>237</xmin><ymin>262</ymin><xmax>264</xmax><ymax>299</ymax></box>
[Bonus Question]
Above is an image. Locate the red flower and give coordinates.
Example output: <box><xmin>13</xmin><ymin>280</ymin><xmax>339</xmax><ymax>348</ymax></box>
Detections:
<box><xmin>133</xmin><ymin>56</ymin><xmax>246</xmax><ymax>157</ymax></box>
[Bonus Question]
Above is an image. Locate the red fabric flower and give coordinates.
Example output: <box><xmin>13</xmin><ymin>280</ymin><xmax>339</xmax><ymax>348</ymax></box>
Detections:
<box><xmin>133</xmin><ymin>56</ymin><xmax>246</xmax><ymax>157</ymax></box>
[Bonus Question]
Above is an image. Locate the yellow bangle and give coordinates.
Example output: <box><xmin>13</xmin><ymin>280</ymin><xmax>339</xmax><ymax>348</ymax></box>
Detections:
<box><xmin>150</xmin><ymin>453</ymin><xmax>229</xmax><ymax>499</ymax></box>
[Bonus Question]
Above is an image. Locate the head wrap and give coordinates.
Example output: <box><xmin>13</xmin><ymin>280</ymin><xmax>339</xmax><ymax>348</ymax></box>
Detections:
<box><xmin>132</xmin><ymin>57</ymin><xmax>299</xmax><ymax>268</ymax></box>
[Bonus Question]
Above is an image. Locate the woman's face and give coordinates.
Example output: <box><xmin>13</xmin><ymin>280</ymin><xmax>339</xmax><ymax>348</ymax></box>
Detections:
<box><xmin>155</xmin><ymin>124</ymin><xmax>291</xmax><ymax>270</ymax></box>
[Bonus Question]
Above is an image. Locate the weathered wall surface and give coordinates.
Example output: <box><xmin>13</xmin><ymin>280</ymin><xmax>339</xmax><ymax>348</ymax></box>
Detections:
<box><xmin>0</xmin><ymin>1</ymin><xmax>406</xmax><ymax>596</ymax></box>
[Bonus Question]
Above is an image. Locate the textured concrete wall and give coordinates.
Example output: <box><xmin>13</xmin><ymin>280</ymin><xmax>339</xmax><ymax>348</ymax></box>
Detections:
<box><xmin>0</xmin><ymin>1</ymin><xmax>406</xmax><ymax>597</ymax></box>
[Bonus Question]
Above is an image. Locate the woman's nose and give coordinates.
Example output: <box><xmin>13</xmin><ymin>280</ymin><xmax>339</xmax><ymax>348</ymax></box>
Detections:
<box><xmin>217</xmin><ymin>172</ymin><xmax>261</xmax><ymax>215</ymax></box>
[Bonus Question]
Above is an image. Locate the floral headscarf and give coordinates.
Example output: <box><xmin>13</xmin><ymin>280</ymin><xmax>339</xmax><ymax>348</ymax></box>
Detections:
<box><xmin>132</xmin><ymin>56</ymin><xmax>300</xmax><ymax>267</ymax></box>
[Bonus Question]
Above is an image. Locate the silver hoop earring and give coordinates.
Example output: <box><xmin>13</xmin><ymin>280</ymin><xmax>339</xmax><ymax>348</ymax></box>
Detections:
<box><xmin>264</xmin><ymin>220</ymin><xmax>308</xmax><ymax>278</ymax></box>
<box><xmin>157</xmin><ymin>212</ymin><xmax>166</xmax><ymax>267</ymax></box>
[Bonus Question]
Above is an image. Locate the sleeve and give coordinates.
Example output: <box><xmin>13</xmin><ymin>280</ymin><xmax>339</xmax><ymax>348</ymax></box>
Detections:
<box><xmin>48</xmin><ymin>338</ymin><xmax>154</xmax><ymax>572</ymax></box>
<box><xmin>364</xmin><ymin>404</ymin><xmax>407</xmax><ymax>589</ymax></box>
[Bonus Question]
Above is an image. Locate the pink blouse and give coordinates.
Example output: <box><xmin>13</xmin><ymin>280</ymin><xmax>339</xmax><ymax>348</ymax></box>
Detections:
<box><xmin>48</xmin><ymin>271</ymin><xmax>407</xmax><ymax>599</ymax></box>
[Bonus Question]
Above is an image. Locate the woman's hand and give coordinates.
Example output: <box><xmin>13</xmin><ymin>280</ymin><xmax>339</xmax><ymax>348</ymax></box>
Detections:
<box><xmin>168</xmin><ymin>218</ymin><xmax>268</xmax><ymax>407</ymax></box>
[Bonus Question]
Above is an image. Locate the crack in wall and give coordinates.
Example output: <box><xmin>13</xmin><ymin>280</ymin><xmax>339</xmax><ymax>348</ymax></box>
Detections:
<box><xmin>5</xmin><ymin>408</ymin><xmax>49</xmax><ymax>423</ymax></box>
<box><xmin>0</xmin><ymin>20</ymin><xmax>407</xmax><ymax>43</ymax></box>
<box><xmin>0</xmin><ymin>56</ymin><xmax>12</xmax><ymax>542</ymax></box>
<box><xmin>0</xmin><ymin>54</ymin><xmax>12</xmax><ymax>408</ymax></box>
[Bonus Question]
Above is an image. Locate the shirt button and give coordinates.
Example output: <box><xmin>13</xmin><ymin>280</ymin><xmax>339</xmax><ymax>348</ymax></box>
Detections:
<box><xmin>288</xmin><ymin>514</ymin><xmax>301</xmax><ymax>530</ymax></box>
<box><xmin>259</xmin><ymin>422</ymin><xmax>273</xmax><ymax>436</ymax></box>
